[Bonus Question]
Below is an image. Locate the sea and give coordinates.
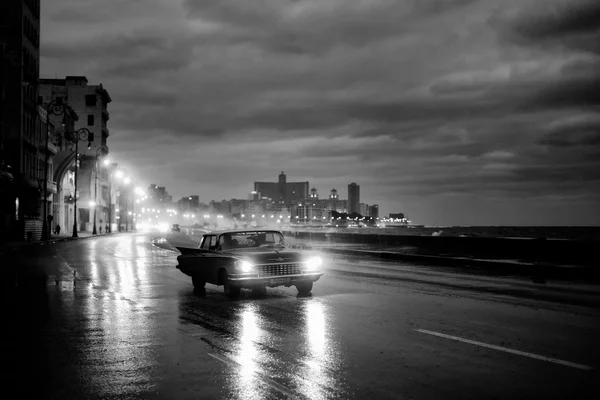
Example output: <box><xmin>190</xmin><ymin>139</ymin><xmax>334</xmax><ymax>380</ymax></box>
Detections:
<box><xmin>286</xmin><ymin>226</ymin><xmax>600</xmax><ymax>241</ymax></box>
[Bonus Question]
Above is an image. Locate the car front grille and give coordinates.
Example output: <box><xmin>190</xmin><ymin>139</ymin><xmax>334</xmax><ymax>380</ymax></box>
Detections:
<box><xmin>257</xmin><ymin>263</ymin><xmax>302</xmax><ymax>277</ymax></box>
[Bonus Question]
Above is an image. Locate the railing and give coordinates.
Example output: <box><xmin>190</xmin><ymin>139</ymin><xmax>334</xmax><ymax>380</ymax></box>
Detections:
<box><xmin>39</xmin><ymin>141</ymin><xmax>58</xmax><ymax>154</ymax></box>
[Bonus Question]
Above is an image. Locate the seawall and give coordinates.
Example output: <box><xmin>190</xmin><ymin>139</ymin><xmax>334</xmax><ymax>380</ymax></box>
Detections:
<box><xmin>281</xmin><ymin>230</ymin><xmax>598</xmax><ymax>267</ymax></box>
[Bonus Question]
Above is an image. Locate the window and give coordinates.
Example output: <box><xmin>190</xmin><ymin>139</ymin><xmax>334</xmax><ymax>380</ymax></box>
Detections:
<box><xmin>87</xmin><ymin>115</ymin><xmax>94</xmax><ymax>126</ymax></box>
<box><xmin>85</xmin><ymin>95</ymin><xmax>97</xmax><ymax>107</ymax></box>
<box><xmin>200</xmin><ymin>236</ymin><xmax>209</xmax><ymax>250</ymax></box>
<box><xmin>200</xmin><ymin>236</ymin><xmax>216</xmax><ymax>250</ymax></box>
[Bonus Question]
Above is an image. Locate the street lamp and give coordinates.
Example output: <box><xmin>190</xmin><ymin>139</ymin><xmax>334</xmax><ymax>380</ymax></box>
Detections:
<box><xmin>92</xmin><ymin>147</ymin><xmax>107</xmax><ymax>235</ymax></box>
<box><xmin>121</xmin><ymin>177</ymin><xmax>131</xmax><ymax>231</ymax></box>
<box><xmin>41</xmin><ymin>98</ymin><xmax>72</xmax><ymax>240</ymax></box>
<box><xmin>101</xmin><ymin>163</ymin><xmax>119</xmax><ymax>233</ymax></box>
<box><xmin>69</xmin><ymin>128</ymin><xmax>94</xmax><ymax>237</ymax></box>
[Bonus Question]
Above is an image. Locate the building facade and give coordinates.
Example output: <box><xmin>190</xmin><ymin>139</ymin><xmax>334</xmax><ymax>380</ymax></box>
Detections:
<box><xmin>348</xmin><ymin>182</ymin><xmax>360</xmax><ymax>215</ymax></box>
<box><xmin>39</xmin><ymin>76</ymin><xmax>112</xmax><ymax>234</ymax></box>
<box><xmin>369</xmin><ymin>204</ymin><xmax>379</xmax><ymax>219</ymax></box>
<box><xmin>0</xmin><ymin>0</ymin><xmax>44</xmax><ymax>241</ymax></box>
<box><xmin>254</xmin><ymin>171</ymin><xmax>309</xmax><ymax>204</ymax></box>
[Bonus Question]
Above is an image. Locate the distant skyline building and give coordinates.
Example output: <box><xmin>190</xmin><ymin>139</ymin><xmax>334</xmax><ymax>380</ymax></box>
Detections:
<box><xmin>369</xmin><ymin>204</ymin><xmax>379</xmax><ymax>219</ymax></box>
<box><xmin>178</xmin><ymin>195</ymin><xmax>200</xmax><ymax>211</ymax></box>
<box><xmin>148</xmin><ymin>184</ymin><xmax>171</xmax><ymax>205</ymax></box>
<box><xmin>348</xmin><ymin>182</ymin><xmax>360</xmax><ymax>214</ymax></box>
<box><xmin>254</xmin><ymin>171</ymin><xmax>309</xmax><ymax>204</ymax></box>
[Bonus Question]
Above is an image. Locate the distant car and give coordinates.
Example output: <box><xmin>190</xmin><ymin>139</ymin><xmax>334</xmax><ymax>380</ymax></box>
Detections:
<box><xmin>176</xmin><ymin>229</ymin><xmax>324</xmax><ymax>296</ymax></box>
<box><xmin>171</xmin><ymin>224</ymin><xmax>180</xmax><ymax>232</ymax></box>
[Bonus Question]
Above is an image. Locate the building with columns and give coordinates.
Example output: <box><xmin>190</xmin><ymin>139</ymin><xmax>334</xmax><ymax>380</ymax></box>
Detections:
<box><xmin>38</xmin><ymin>76</ymin><xmax>112</xmax><ymax>234</ymax></box>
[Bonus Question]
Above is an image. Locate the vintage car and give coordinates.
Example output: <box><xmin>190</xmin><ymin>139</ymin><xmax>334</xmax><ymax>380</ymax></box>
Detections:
<box><xmin>171</xmin><ymin>224</ymin><xmax>181</xmax><ymax>232</ymax></box>
<box><xmin>176</xmin><ymin>229</ymin><xmax>324</xmax><ymax>296</ymax></box>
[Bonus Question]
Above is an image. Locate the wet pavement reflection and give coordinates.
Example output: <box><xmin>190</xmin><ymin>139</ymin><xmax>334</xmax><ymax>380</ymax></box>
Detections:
<box><xmin>1</xmin><ymin>233</ymin><xmax>351</xmax><ymax>399</ymax></box>
<box><xmin>4</xmin><ymin>232</ymin><xmax>597</xmax><ymax>399</ymax></box>
<box><xmin>179</xmin><ymin>291</ymin><xmax>350</xmax><ymax>399</ymax></box>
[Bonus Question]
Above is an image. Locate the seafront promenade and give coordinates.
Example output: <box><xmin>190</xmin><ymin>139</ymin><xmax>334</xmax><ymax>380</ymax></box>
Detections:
<box><xmin>0</xmin><ymin>231</ymin><xmax>123</xmax><ymax>256</ymax></box>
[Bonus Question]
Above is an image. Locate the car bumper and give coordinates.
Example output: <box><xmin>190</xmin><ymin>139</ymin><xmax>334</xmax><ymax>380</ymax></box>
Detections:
<box><xmin>228</xmin><ymin>271</ymin><xmax>324</xmax><ymax>287</ymax></box>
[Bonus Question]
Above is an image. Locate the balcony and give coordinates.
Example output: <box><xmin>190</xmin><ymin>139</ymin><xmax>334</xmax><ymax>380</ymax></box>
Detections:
<box><xmin>39</xmin><ymin>141</ymin><xmax>59</xmax><ymax>155</ymax></box>
<box><xmin>102</xmin><ymin>108</ymin><xmax>110</xmax><ymax>122</ymax></box>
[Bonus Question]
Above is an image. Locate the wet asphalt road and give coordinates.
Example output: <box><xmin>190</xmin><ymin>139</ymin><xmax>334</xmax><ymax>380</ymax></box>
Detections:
<box><xmin>1</xmin><ymin>232</ymin><xmax>599</xmax><ymax>399</ymax></box>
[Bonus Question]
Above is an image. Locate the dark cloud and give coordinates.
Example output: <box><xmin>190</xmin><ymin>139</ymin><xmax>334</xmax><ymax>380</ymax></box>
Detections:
<box><xmin>494</xmin><ymin>0</ymin><xmax>600</xmax><ymax>54</ymax></box>
<box><xmin>509</xmin><ymin>0</ymin><xmax>600</xmax><ymax>40</ymax></box>
<box><xmin>531</xmin><ymin>69</ymin><xmax>600</xmax><ymax>109</ymax></box>
<box><xmin>117</xmin><ymin>87</ymin><xmax>181</xmax><ymax>107</ymax></box>
<box><xmin>538</xmin><ymin>116</ymin><xmax>600</xmax><ymax>147</ymax></box>
<box><xmin>184</xmin><ymin>0</ymin><xmax>478</xmax><ymax>54</ymax></box>
<box><xmin>40</xmin><ymin>0</ymin><xmax>600</xmax><ymax>224</ymax></box>
<box><xmin>43</xmin><ymin>31</ymin><xmax>194</xmax><ymax>77</ymax></box>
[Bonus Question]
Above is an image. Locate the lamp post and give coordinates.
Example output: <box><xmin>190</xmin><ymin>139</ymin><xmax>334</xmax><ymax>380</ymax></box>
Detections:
<box><xmin>92</xmin><ymin>147</ymin><xmax>107</xmax><ymax>235</ymax></box>
<box><xmin>41</xmin><ymin>98</ymin><xmax>69</xmax><ymax>240</ymax></box>
<box><xmin>123</xmin><ymin>176</ymin><xmax>131</xmax><ymax>231</ymax></box>
<box><xmin>104</xmin><ymin>160</ymin><xmax>115</xmax><ymax>233</ymax></box>
<box><xmin>133</xmin><ymin>187</ymin><xmax>144</xmax><ymax>231</ymax></box>
<box><xmin>70</xmin><ymin>128</ymin><xmax>94</xmax><ymax>238</ymax></box>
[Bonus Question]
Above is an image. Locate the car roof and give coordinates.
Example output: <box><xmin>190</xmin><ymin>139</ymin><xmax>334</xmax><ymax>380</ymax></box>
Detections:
<box><xmin>203</xmin><ymin>229</ymin><xmax>283</xmax><ymax>236</ymax></box>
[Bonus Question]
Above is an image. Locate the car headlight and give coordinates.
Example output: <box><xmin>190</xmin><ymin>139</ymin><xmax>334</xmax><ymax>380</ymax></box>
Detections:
<box><xmin>305</xmin><ymin>256</ymin><xmax>322</xmax><ymax>270</ymax></box>
<box><xmin>235</xmin><ymin>260</ymin><xmax>254</xmax><ymax>273</ymax></box>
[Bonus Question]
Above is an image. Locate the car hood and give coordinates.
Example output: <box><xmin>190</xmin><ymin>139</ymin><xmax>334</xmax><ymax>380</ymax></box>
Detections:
<box><xmin>225</xmin><ymin>248</ymin><xmax>307</xmax><ymax>264</ymax></box>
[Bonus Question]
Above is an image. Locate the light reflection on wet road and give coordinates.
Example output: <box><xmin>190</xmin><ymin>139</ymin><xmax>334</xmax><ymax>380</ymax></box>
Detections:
<box><xmin>1</xmin><ymin>232</ymin><xmax>599</xmax><ymax>399</ymax></box>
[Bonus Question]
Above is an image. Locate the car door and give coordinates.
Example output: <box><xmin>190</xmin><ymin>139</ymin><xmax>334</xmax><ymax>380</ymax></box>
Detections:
<box><xmin>202</xmin><ymin>235</ymin><xmax>221</xmax><ymax>284</ymax></box>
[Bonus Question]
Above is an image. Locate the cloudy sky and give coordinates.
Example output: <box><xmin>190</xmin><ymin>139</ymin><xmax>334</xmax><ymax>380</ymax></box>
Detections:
<box><xmin>41</xmin><ymin>0</ymin><xmax>600</xmax><ymax>226</ymax></box>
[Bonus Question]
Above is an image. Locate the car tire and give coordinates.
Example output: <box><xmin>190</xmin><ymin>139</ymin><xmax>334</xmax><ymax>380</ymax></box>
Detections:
<box><xmin>295</xmin><ymin>281</ymin><xmax>313</xmax><ymax>294</ymax></box>
<box><xmin>222</xmin><ymin>271</ymin><xmax>240</xmax><ymax>298</ymax></box>
<box><xmin>192</xmin><ymin>274</ymin><xmax>205</xmax><ymax>289</ymax></box>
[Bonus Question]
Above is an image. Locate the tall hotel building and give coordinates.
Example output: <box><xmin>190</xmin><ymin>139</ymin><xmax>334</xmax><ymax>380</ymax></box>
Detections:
<box><xmin>254</xmin><ymin>171</ymin><xmax>309</xmax><ymax>204</ymax></box>
<box><xmin>348</xmin><ymin>182</ymin><xmax>360</xmax><ymax>214</ymax></box>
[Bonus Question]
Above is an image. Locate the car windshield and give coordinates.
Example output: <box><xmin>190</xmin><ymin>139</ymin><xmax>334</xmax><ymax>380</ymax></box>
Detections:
<box><xmin>218</xmin><ymin>231</ymin><xmax>285</xmax><ymax>250</ymax></box>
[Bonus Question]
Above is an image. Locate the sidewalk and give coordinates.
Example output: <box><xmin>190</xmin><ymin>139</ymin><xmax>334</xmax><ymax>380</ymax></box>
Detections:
<box><xmin>0</xmin><ymin>231</ymin><xmax>127</xmax><ymax>256</ymax></box>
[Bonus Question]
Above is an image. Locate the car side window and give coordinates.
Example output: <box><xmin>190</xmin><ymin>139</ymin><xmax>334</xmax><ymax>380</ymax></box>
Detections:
<box><xmin>200</xmin><ymin>236</ymin><xmax>210</xmax><ymax>250</ymax></box>
<box><xmin>208</xmin><ymin>236</ymin><xmax>217</xmax><ymax>251</ymax></box>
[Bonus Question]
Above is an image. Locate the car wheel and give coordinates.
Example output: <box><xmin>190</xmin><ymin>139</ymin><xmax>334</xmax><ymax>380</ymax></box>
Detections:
<box><xmin>295</xmin><ymin>281</ymin><xmax>313</xmax><ymax>294</ymax></box>
<box><xmin>222</xmin><ymin>271</ymin><xmax>241</xmax><ymax>298</ymax></box>
<box><xmin>192</xmin><ymin>274</ymin><xmax>205</xmax><ymax>289</ymax></box>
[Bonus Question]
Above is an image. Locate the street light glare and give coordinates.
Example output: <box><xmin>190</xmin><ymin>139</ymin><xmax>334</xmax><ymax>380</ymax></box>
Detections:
<box><xmin>124</xmin><ymin>177</ymin><xmax>131</xmax><ymax>185</ymax></box>
<box><xmin>115</xmin><ymin>170</ymin><xmax>124</xmax><ymax>179</ymax></box>
<box><xmin>103</xmin><ymin>159</ymin><xmax>110</xmax><ymax>166</ymax></box>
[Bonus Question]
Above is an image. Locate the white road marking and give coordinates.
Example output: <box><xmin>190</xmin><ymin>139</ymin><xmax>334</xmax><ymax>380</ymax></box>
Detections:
<box><xmin>207</xmin><ymin>352</ymin><xmax>301</xmax><ymax>399</ymax></box>
<box><xmin>415</xmin><ymin>328</ymin><xmax>594</xmax><ymax>371</ymax></box>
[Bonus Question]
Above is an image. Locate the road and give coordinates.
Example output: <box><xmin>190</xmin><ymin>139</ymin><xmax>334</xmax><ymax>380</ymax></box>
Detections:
<box><xmin>1</xmin><ymin>232</ymin><xmax>599</xmax><ymax>399</ymax></box>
